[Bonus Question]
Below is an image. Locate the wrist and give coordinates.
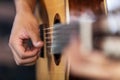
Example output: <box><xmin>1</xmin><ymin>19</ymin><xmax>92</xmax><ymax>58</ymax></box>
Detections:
<box><xmin>16</xmin><ymin>11</ymin><xmax>33</xmax><ymax>17</ymax></box>
<box><xmin>15</xmin><ymin>0</ymin><xmax>34</xmax><ymax>14</ymax></box>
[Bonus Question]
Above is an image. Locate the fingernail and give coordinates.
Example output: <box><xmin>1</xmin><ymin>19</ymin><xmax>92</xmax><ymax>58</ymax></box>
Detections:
<box><xmin>34</xmin><ymin>41</ymin><xmax>43</xmax><ymax>47</ymax></box>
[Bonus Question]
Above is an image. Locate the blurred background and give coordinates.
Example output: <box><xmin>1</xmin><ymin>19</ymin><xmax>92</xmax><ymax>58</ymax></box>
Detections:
<box><xmin>0</xmin><ymin>0</ymin><xmax>18</xmax><ymax>80</ymax></box>
<box><xmin>0</xmin><ymin>0</ymin><xmax>17</xmax><ymax>80</ymax></box>
<box><xmin>0</xmin><ymin>0</ymin><xmax>35</xmax><ymax>80</ymax></box>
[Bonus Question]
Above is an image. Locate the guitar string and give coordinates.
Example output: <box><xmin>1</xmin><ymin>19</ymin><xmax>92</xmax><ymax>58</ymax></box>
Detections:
<box><xmin>42</xmin><ymin>24</ymin><xmax>76</xmax><ymax>30</ymax></box>
<box><xmin>43</xmin><ymin>27</ymin><xmax>54</xmax><ymax>30</ymax></box>
<box><xmin>44</xmin><ymin>31</ymin><xmax>72</xmax><ymax>33</ymax></box>
<box><xmin>44</xmin><ymin>36</ymin><xmax>71</xmax><ymax>45</ymax></box>
<box><xmin>43</xmin><ymin>27</ymin><xmax>72</xmax><ymax>30</ymax></box>
<box><xmin>43</xmin><ymin>29</ymin><xmax>75</xmax><ymax>35</ymax></box>
<box><xmin>44</xmin><ymin>34</ymin><xmax>68</xmax><ymax>47</ymax></box>
<box><xmin>42</xmin><ymin>28</ymin><xmax>76</xmax><ymax>43</ymax></box>
<box><xmin>42</xmin><ymin>26</ymin><xmax>78</xmax><ymax>48</ymax></box>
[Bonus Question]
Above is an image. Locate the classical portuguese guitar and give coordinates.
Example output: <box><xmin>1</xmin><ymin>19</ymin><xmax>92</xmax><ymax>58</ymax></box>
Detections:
<box><xmin>34</xmin><ymin>0</ymin><xmax>108</xmax><ymax>80</ymax></box>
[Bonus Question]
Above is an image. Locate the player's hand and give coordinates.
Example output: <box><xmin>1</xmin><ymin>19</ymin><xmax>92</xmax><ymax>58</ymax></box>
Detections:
<box><xmin>9</xmin><ymin>12</ymin><xmax>43</xmax><ymax>66</ymax></box>
<box><xmin>63</xmin><ymin>38</ymin><xmax>120</xmax><ymax>80</ymax></box>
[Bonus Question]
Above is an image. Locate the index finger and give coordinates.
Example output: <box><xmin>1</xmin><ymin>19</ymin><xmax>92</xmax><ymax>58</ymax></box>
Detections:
<box><xmin>11</xmin><ymin>38</ymin><xmax>40</xmax><ymax>59</ymax></box>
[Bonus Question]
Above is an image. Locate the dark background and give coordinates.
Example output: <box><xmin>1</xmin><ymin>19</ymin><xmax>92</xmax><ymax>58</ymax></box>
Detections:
<box><xmin>0</xmin><ymin>0</ymin><xmax>17</xmax><ymax>80</ymax></box>
<box><xmin>0</xmin><ymin>0</ymin><xmax>35</xmax><ymax>80</ymax></box>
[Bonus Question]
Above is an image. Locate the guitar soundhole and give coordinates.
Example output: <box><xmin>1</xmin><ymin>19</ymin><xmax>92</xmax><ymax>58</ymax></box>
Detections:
<box><xmin>53</xmin><ymin>13</ymin><xmax>61</xmax><ymax>65</ymax></box>
<box><xmin>54</xmin><ymin>13</ymin><xmax>61</xmax><ymax>24</ymax></box>
<box><xmin>54</xmin><ymin>54</ymin><xmax>61</xmax><ymax>65</ymax></box>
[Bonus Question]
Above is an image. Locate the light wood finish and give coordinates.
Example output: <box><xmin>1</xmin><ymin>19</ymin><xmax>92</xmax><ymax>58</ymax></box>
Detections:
<box><xmin>104</xmin><ymin>0</ymin><xmax>108</xmax><ymax>15</ymax></box>
<box><xmin>36</xmin><ymin>0</ymin><xmax>67</xmax><ymax>80</ymax></box>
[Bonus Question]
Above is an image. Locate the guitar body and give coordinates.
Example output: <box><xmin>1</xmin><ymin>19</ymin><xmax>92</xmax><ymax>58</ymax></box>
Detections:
<box><xmin>35</xmin><ymin>0</ymin><xmax>107</xmax><ymax>80</ymax></box>
<box><xmin>35</xmin><ymin>0</ymin><xmax>68</xmax><ymax>80</ymax></box>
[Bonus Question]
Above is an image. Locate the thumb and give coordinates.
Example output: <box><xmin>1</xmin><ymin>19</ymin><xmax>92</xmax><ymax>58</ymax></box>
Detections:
<box><xmin>28</xmin><ymin>29</ymin><xmax>43</xmax><ymax>48</ymax></box>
